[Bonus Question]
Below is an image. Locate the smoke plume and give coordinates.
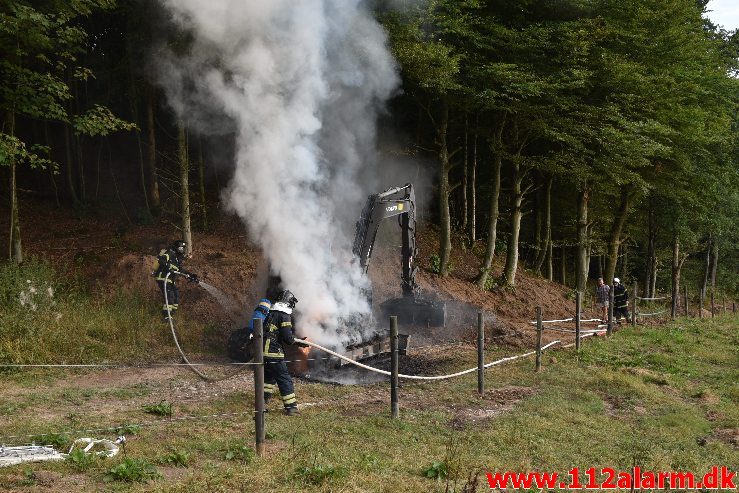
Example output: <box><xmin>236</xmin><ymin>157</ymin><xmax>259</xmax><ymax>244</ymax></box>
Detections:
<box><xmin>154</xmin><ymin>1</ymin><xmax>399</xmax><ymax>345</ymax></box>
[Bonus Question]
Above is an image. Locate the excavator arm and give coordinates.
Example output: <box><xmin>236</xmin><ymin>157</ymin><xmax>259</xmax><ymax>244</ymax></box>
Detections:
<box><xmin>353</xmin><ymin>183</ymin><xmax>418</xmax><ymax>296</ymax></box>
<box><xmin>353</xmin><ymin>183</ymin><xmax>445</xmax><ymax>327</ymax></box>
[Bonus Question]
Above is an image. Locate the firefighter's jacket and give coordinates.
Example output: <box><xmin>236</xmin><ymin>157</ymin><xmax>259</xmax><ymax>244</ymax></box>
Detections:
<box><xmin>154</xmin><ymin>248</ymin><xmax>188</xmax><ymax>283</ymax></box>
<box><xmin>614</xmin><ymin>284</ymin><xmax>629</xmax><ymax>309</ymax></box>
<box><xmin>263</xmin><ymin>302</ymin><xmax>296</xmax><ymax>359</ymax></box>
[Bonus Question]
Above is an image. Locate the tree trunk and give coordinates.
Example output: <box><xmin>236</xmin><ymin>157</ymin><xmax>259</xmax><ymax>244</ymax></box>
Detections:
<box><xmin>146</xmin><ymin>85</ymin><xmax>160</xmax><ymax>214</ymax></box>
<box><xmin>560</xmin><ymin>244</ymin><xmax>567</xmax><ymax>286</ymax></box>
<box><xmin>132</xmin><ymin>107</ymin><xmax>151</xmax><ymax>218</ymax></box>
<box><xmin>7</xmin><ymin>110</ymin><xmax>22</xmax><ymax>264</ymax></box>
<box><xmin>709</xmin><ymin>237</ymin><xmax>718</xmax><ymax>289</ymax></box>
<box><xmin>645</xmin><ymin>198</ymin><xmax>656</xmax><ymax>298</ymax></box>
<box><xmin>622</xmin><ymin>242</ymin><xmax>629</xmax><ymax>281</ymax></box>
<box><xmin>73</xmin><ymin>81</ymin><xmax>86</xmax><ymax>203</ymax></box>
<box><xmin>64</xmin><ymin>122</ymin><xmax>79</xmax><ymax>205</ymax></box>
<box><xmin>469</xmin><ymin>114</ymin><xmax>477</xmax><ymax>243</ymax></box>
<box><xmin>546</xmin><ymin>232</ymin><xmax>553</xmax><ymax>281</ymax></box>
<box><xmin>178</xmin><ymin>123</ymin><xmax>192</xmax><ymax>256</ymax></box>
<box><xmin>43</xmin><ymin>122</ymin><xmax>60</xmax><ymax>207</ymax></box>
<box><xmin>461</xmin><ymin>112</ymin><xmax>468</xmax><ymax>231</ymax></box>
<box><xmin>650</xmin><ymin>260</ymin><xmax>658</xmax><ymax>298</ymax></box>
<box><xmin>437</xmin><ymin>99</ymin><xmax>452</xmax><ymax>277</ymax></box>
<box><xmin>475</xmin><ymin>143</ymin><xmax>502</xmax><ymax>289</ymax></box>
<box><xmin>576</xmin><ymin>184</ymin><xmax>590</xmax><ymax>293</ymax></box>
<box><xmin>534</xmin><ymin>175</ymin><xmax>552</xmax><ymax>274</ymax></box>
<box><xmin>670</xmin><ymin>233</ymin><xmax>688</xmax><ymax>318</ymax></box>
<box><xmin>533</xmin><ymin>173</ymin><xmax>541</xmax><ymax>269</ymax></box>
<box><xmin>605</xmin><ymin>186</ymin><xmax>631</xmax><ymax>285</ymax></box>
<box><xmin>198</xmin><ymin>137</ymin><xmax>207</xmax><ymax>230</ymax></box>
<box><xmin>701</xmin><ymin>235</ymin><xmax>711</xmax><ymax>299</ymax></box>
<box><xmin>502</xmin><ymin>158</ymin><xmax>525</xmax><ymax>287</ymax></box>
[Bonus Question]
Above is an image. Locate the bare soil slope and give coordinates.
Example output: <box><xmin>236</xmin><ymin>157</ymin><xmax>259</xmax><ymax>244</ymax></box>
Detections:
<box><xmin>3</xmin><ymin>197</ymin><xmax>596</xmax><ymax>351</ymax></box>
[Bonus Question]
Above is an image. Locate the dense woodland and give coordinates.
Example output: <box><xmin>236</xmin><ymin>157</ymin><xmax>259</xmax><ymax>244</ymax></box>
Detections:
<box><xmin>1</xmin><ymin>0</ymin><xmax>738</xmax><ymax>309</ymax></box>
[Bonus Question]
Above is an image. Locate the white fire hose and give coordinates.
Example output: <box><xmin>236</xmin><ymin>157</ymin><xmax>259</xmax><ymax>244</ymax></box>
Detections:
<box><xmin>301</xmin><ymin>339</ymin><xmax>561</xmax><ymax>381</ymax></box>
<box><xmin>164</xmin><ymin>272</ymin><xmax>210</xmax><ymax>380</ymax></box>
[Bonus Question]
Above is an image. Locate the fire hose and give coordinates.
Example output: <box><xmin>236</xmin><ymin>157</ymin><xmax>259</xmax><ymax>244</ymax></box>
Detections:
<box><xmin>300</xmin><ymin>339</ymin><xmax>561</xmax><ymax>381</ymax></box>
<box><xmin>163</xmin><ymin>272</ymin><xmax>211</xmax><ymax>380</ymax></box>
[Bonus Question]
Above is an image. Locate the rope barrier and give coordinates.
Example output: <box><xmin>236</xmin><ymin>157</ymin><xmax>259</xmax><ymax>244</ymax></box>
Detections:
<box><xmin>301</xmin><ymin>340</ymin><xmax>561</xmax><ymax>381</ymax></box>
<box><xmin>529</xmin><ymin>317</ymin><xmax>573</xmax><ymax>324</ymax></box>
<box><xmin>638</xmin><ymin>309</ymin><xmax>668</xmax><ymax>317</ymax></box>
<box><xmin>636</xmin><ymin>296</ymin><xmax>668</xmax><ymax>301</ymax></box>
<box><xmin>544</xmin><ymin>326</ymin><xmax>605</xmax><ymax>335</ymax></box>
<box><xmin>529</xmin><ymin>317</ymin><xmax>602</xmax><ymax>325</ymax></box>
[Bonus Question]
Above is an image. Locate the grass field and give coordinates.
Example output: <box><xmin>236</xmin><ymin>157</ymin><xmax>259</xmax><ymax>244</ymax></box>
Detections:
<box><xmin>0</xmin><ymin>315</ymin><xmax>737</xmax><ymax>492</ymax></box>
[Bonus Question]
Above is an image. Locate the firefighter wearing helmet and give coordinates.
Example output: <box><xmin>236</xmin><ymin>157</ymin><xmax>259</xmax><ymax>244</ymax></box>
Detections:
<box><xmin>263</xmin><ymin>289</ymin><xmax>305</xmax><ymax>416</ymax></box>
<box><xmin>153</xmin><ymin>240</ymin><xmax>199</xmax><ymax>322</ymax></box>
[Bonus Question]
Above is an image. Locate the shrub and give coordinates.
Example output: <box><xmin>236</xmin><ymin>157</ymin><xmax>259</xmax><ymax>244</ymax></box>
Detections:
<box><xmin>142</xmin><ymin>401</ymin><xmax>172</xmax><ymax>417</ymax></box>
<box><xmin>294</xmin><ymin>463</ymin><xmax>347</xmax><ymax>485</ymax></box>
<box><xmin>66</xmin><ymin>448</ymin><xmax>99</xmax><ymax>471</ymax></box>
<box><xmin>423</xmin><ymin>461</ymin><xmax>449</xmax><ymax>480</ymax></box>
<box><xmin>223</xmin><ymin>444</ymin><xmax>254</xmax><ymax>463</ymax></box>
<box><xmin>104</xmin><ymin>458</ymin><xmax>160</xmax><ymax>483</ymax></box>
<box><xmin>159</xmin><ymin>450</ymin><xmax>190</xmax><ymax>468</ymax></box>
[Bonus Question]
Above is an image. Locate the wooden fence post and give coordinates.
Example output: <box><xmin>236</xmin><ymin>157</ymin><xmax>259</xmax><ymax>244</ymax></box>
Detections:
<box><xmin>711</xmin><ymin>289</ymin><xmax>715</xmax><ymax>319</ymax></box>
<box><xmin>390</xmin><ymin>315</ymin><xmax>399</xmax><ymax>419</ymax></box>
<box><xmin>575</xmin><ymin>291</ymin><xmax>582</xmax><ymax>351</ymax></box>
<box><xmin>699</xmin><ymin>288</ymin><xmax>704</xmax><ymax>319</ymax></box>
<box><xmin>477</xmin><ymin>312</ymin><xmax>484</xmax><ymax>395</ymax></box>
<box><xmin>535</xmin><ymin>307</ymin><xmax>543</xmax><ymax>372</ymax></box>
<box><xmin>253</xmin><ymin>319</ymin><xmax>265</xmax><ymax>457</ymax></box>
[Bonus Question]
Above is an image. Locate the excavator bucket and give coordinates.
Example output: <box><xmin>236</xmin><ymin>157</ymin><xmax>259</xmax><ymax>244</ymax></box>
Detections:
<box><xmin>380</xmin><ymin>296</ymin><xmax>446</xmax><ymax>327</ymax></box>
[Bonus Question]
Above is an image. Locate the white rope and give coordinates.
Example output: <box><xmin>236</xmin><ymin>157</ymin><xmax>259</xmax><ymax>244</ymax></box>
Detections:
<box><xmin>636</xmin><ymin>296</ymin><xmax>668</xmax><ymax>301</ymax></box>
<box><xmin>529</xmin><ymin>317</ymin><xmax>573</xmax><ymax>324</ymax></box>
<box><xmin>164</xmin><ymin>272</ymin><xmax>210</xmax><ymax>380</ymax></box>
<box><xmin>529</xmin><ymin>317</ymin><xmax>602</xmax><ymax>325</ymax></box>
<box><xmin>639</xmin><ymin>309</ymin><xmax>668</xmax><ymax>317</ymax></box>
<box><xmin>302</xmin><ymin>340</ymin><xmax>560</xmax><ymax>381</ymax></box>
<box><xmin>544</xmin><ymin>326</ymin><xmax>605</xmax><ymax>335</ymax></box>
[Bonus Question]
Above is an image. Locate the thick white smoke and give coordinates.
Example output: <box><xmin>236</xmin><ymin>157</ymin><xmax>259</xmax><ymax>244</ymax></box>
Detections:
<box><xmin>155</xmin><ymin>1</ymin><xmax>399</xmax><ymax>345</ymax></box>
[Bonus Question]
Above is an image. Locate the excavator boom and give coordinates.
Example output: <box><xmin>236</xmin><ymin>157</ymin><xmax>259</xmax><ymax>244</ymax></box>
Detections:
<box><xmin>353</xmin><ymin>184</ymin><xmax>445</xmax><ymax>327</ymax></box>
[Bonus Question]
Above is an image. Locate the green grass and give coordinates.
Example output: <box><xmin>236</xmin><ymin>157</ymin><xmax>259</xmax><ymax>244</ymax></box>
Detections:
<box><xmin>0</xmin><ymin>258</ymin><xmax>203</xmax><ymax>365</ymax></box>
<box><xmin>0</xmin><ymin>315</ymin><xmax>736</xmax><ymax>492</ymax></box>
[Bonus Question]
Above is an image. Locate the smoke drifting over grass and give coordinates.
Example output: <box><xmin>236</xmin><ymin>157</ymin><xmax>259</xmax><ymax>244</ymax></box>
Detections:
<box><xmin>155</xmin><ymin>1</ymin><xmax>398</xmax><ymax>345</ymax></box>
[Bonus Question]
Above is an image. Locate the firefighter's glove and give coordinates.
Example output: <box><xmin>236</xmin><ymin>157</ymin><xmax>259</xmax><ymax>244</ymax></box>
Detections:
<box><xmin>187</xmin><ymin>273</ymin><xmax>199</xmax><ymax>284</ymax></box>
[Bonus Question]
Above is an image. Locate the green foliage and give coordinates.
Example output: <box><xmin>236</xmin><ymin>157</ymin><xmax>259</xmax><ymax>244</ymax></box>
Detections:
<box><xmin>31</xmin><ymin>432</ymin><xmax>70</xmax><ymax>449</ymax></box>
<box><xmin>66</xmin><ymin>448</ymin><xmax>98</xmax><ymax>471</ymax></box>
<box><xmin>223</xmin><ymin>444</ymin><xmax>254</xmax><ymax>463</ymax></box>
<box><xmin>429</xmin><ymin>254</ymin><xmax>441</xmax><ymax>274</ymax></box>
<box><xmin>142</xmin><ymin>401</ymin><xmax>172</xmax><ymax>417</ymax></box>
<box><xmin>293</xmin><ymin>463</ymin><xmax>347</xmax><ymax>486</ymax></box>
<box><xmin>115</xmin><ymin>424</ymin><xmax>141</xmax><ymax>436</ymax></box>
<box><xmin>0</xmin><ymin>258</ymin><xmax>170</xmax><ymax>365</ymax></box>
<box><xmin>159</xmin><ymin>449</ymin><xmax>190</xmax><ymax>468</ymax></box>
<box><xmin>72</xmin><ymin>104</ymin><xmax>138</xmax><ymax>137</ymax></box>
<box><xmin>422</xmin><ymin>461</ymin><xmax>449</xmax><ymax>480</ymax></box>
<box><xmin>104</xmin><ymin>458</ymin><xmax>160</xmax><ymax>483</ymax></box>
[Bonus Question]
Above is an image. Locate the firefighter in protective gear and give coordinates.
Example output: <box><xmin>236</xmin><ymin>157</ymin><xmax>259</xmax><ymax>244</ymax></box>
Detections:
<box><xmin>153</xmin><ymin>240</ymin><xmax>198</xmax><ymax>321</ymax></box>
<box><xmin>613</xmin><ymin>277</ymin><xmax>630</xmax><ymax>324</ymax></box>
<box><xmin>263</xmin><ymin>289</ymin><xmax>304</xmax><ymax>416</ymax></box>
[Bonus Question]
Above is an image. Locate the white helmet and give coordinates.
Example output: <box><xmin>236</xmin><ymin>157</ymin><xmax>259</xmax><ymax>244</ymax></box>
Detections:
<box><xmin>614</xmin><ymin>277</ymin><xmax>620</xmax><ymax>284</ymax></box>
